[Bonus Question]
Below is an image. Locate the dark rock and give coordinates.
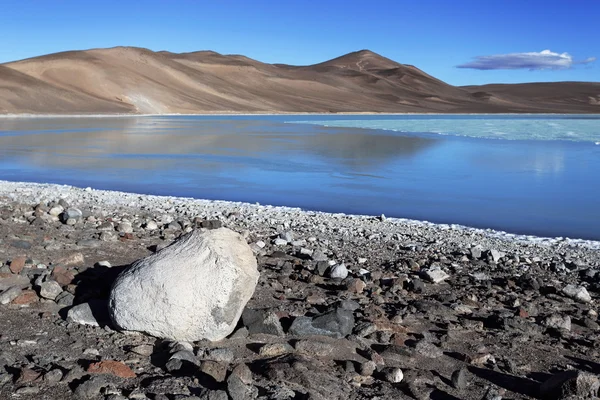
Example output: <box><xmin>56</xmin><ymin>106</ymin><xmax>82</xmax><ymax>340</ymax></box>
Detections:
<box><xmin>200</xmin><ymin>361</ymin><xmax>228</xmax><ymax>382</ymax></box>
<box><xmin>200</xmin><ymin>220</ymin><xmax>223</xmax><ymax>230</ymax></box>
<box><xmin>73</xmin><ymin>376</ymin><xmax>106</xmax><ymax>399</ymax></box>
<box><xmin>289</xmin><ymin>308</ymin><xmax>354</xmax><ymax>338</ymax></box>
<box><xmin>11</xmin><ymin>240</ymin><xmax>32</xmax><ymax>250</ymax></box>
<box><xmin>242</xmin><ymin>308</ymin><xmax>284</xmax><ymax>336</ymax></box>
<box><xmin>451</xmin><ymin>367</ymin><xmax>468</xmax><ymax>389</ymax></box>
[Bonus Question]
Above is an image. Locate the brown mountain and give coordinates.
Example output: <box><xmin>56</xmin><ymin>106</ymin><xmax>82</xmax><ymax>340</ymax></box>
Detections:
<box><xmin>0</xmin><ymin>47</ymin><xmax>598</xmax><ymax>114</ymax></box>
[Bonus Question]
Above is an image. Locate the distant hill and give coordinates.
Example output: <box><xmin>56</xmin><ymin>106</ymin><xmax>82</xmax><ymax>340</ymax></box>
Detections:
<box><xmin>1</xmin><ymin>47</ymin><xmax>598</xmax><ymax>114</ymax></box>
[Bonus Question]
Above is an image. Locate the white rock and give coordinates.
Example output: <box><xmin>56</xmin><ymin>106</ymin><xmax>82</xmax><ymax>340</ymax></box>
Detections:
<box><xmin>0</xmin><ymin>287</ymin><xmax>22</xmax><ymax>305</ymax></box>
<box><xmin>422</xmin><ymin>267</ymin><xmax>450</xmax><ymax>283</ymax></box>
<box><xmin>274</xmin><ymin>238</ymin><xmax>288</xmax><ymax>246</ymax></box>
<box><xmin>39</xmin><ymin>281</ymin><xmax>63</xmax><ymax>300</ymax></box>
<box><xmin>48</xmin><ymin>206</ymin><xmax>64</xmax><ymax>217</ymax></box>
<box><xmin>117</xmin><ymin>222</ymin><xmax>133</xmax><ymax>233</ymax></box>
<box><xmin>109</xmin><ymin>228</ymin><xmax>259</xmax><ymax>342</ymax></box>
<box><xmin>384</xmin><ymin>367</ymin><xmax>403</xmax><ymax>383</ymax></box>
<box><xmin>95</xmin><ymin>261</ymin><xmax>112</xmax><ymax>268</ymax></box>
<box><xmin>489</xmin><ymin>249</ymin><xmax>505</xmax><ymax>262</ymax></box>
<box><xmin>329</xmin><ymin>263</ymin><xmax>348</xmax><ymax>279</ymax></box>
<box><xmin>562</xmin><ymin>284</ymin><xmax>592</xmax><ymax>303</ymax></box>
<box><xmin>145</xmin><ymin>220</ymin><xmax>159</xmax><ymax>230</ymax></box>
<box><xmin>67</xmin><ymin>301</ymin><xmax>104</xmax><ymax>327</ymax></box>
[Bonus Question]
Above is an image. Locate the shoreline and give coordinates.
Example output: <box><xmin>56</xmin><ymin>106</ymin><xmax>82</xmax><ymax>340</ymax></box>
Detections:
<box><xmin>2</xmin><ymin>112</ymin><xmax>600</xmax><ymax>119</ymax></box>
<box><xmin>2</xmin><ymin>180</ymin><xmax>599</xmax><ymax>252</ymax></box>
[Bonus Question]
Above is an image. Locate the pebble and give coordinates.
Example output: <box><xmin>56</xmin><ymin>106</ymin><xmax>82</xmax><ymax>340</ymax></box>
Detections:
<box><xmin>451</xmin><ymin>367</ymin><xmax>468</xmax><ymax>389</ymax></box>
<box><xmin>39</xmin><ymin>280</ymin><xmax>63</xmax><ymax>300</ymax></box>
<box><xmin>562</xmin><ymin>284</ymin><xmax>592</xmax><ymax>303</ymax></box>
<box><xmin>383</xmin><ymin>367</ymin><xmax>404</xmax><ymax>383</ymax></box>
<box><xmin>0</xmin><ymin>286</ymin><xmax>23</xmax><ymax>304</ymax></box>
<box><xmin>329</xmin><ymin>263</ymin><xmax>349</xmax><ymax>279</ymax></box>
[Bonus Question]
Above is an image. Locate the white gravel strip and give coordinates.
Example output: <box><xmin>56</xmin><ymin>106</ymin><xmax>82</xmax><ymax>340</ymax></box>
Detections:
<box><xmin>1</xmin><ymin>180</ymin><xmax>599</xmax><ymax>255</ymax></box>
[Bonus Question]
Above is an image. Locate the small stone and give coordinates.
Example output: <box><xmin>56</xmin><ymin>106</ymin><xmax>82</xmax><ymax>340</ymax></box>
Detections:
<box><xmin>346</xmin><ymin>278</ymin><xmax>366</xmax><ymax>294</ymax></box>
<box><xmin>74</xmin><ymin>375</ymin><xmax>106</xmax><ymax>399</ymax></box>
<box><xmin>471</xmin><ymin>246</ymin><xmax>483</xmax><ymax>259</ymax></box>
<box><xmin>482</xmin><ymin>386</ymin><xmax>504</xmax><ymax>400</ymax></box>
<box><xmin>451</xmin><ymin>368</ymin><xmax>468</xmax><ymax>389</ymax></box>
<box><xmin>0</xmin><ymin>286</ymin><xmax>23</xmax><ymax>305</ymax></box>
<box><xmin>11</xmin><ymin>240</ymin><xmax>32</xmax><ymax>249</ymax></box>
<box><xmin>117</xmin><ymin>222</ymin><xmax>133</xmax><ymax>233</ymax></box>
<box><xmin>422</xmin><ymin>267</ymin><xmax>449</xmax><ymax>283</ymax></box>
<box><xmin>95</xmin><ymin>260</ymin><xmax>112</xmax><ymax>268</ymax></box>
<box><xmin>489</xmin><ymin>249</ymin><xmax>505</xmax><ymax>262</ymax></box>
<box><xmin>9</xmin><ymin>256</ymin><xmax>27</xmax><ymax>274</ymax></box>
<box><xmin>49</xmin><ymin>205</ymin><xmax>64</xmax><ymax>216</ymax></box>
<box><xmin>383</xmin><ymin>367</ymin><xmax>404</xmax><ymax>383</ymax></box>
<box><xmin>145</xmin><ymin>220</ymin><xmax>159</xmax><ymax>230</ymax></box>
<box><xmin>415</xmin><ymin>340</ymin><xmax>443</xmax><ymax>358</ymax></box>
<box><xmin>39</xmin><ymin>280</ymin><xmax>63</xmax><ymax>300</ymax></box>
<box><xmin>87</xmin><ymin>360</ymin><xmax>136</xmax><ymax>378</ymax></box>
<box><xmin>168</xmin><ymin>349</ymin><xmax>200</xmax><ymax>371</ymax></box>
<box><xmin>12</xmin><ymin>289</ymin><xmax>38</xmax><ymax>305</ymax></box>
<box><xmin>100</xmin><ymin>231</ymin><xmax>119</xmax><ymax>242</ymax></box>
<box><xmin>359</xmin><ymin>360</ymin><xmax>377</xmax><ymax>376</ymax></box>
<box><xmin>280</xmin><ymin>231</ymin><xmax>294</xmax><ymax>242</ymax></box>
<box><xmin>200</xmin><ymin>220</ymin><xmax>223</xmax><ymax>230</ymax></box>
<box><xmin>227</xmin><ymin>364</ymin><xmax>256</xmax><ymax>400</ymax></box>
<box><xmin>56</xmin><ymin>291</ymin><xmax>75</xmax><ymax>306</ymax></box>
<box><xmin>274</xmin><ymin>238</ymin><xmax>288</xmax><ymax>246</ymax></box>
<box><xmin>200</xmin><ymin>361</ymin><xmax>228</xmax><ymax>382</ymax></box>
<box><xmin>61</xmin><ymin>208</ymin><xmax>83</xmax><ymax>223</ymax></box>
<box><xmin>259</xmin><ymin>343</ymin><xmax>294</xmax><ymax>357</ymax></box>
<box><xmin>44</xmin><ymin>369</ymin><xmax>64</xmax><ymax>383</ymax></box>
<box><xmin>17</xmin><ymin>367</ymin><xmax>42</xmax><ymax>383</ymax></box>
<box><xmin>543</xmin><ymin>314</ymin><xmax>571</xmax><ymax>331</ymax></box>
<box><xmin>230</xmin><ymin>363</ymin><xmax>253</xmax><ymax>385</ymax></box>
<box><xmin>562</xmin><ymin>284</ymin><xmax>592</xmax><ymax>303</ymax></box>
<box><xmin>56</xmin><ymin>252</ymin><xmax>85</xmax><ymax>267</ymax></box>
<box><xmin>312</xmin><ymin>250</ymin><xmax>328</xmax><ymax>262</ymax></box>
<box><xmin>67</xmin><ymin>300</ymin><xmax>109</xmax><ymax>327</ymax></box>
<box><xmin>51</xmin><ymin>266</ymin><xmax>75</xmax><ymax>286</ymax></box>
<box><xmin>203</xmin><ymin>348</ymin><xmax>234</xmax><ymax>364</ymax></box>
<box><xmin>15</xmin><ymin>386</ymin><xmax>40</xmax><ymax>395</ymax></box>
<box><xmin>130</xmin><ymin>344</ymin><xmax>153</xmax><ymax>356</ymax></box>
<box><xmin>290</xmin><ymin>308</ymin><xmax>355</xmax><ymax>338</ymax></box>
<box><xmin>83</xmin><ymin>348</ymin><xmax>100</xmax><ymax>357</ymax></box>
<box><xmin>329</xmin><ymin>263</ymin><xmax>349</xmax><ymax>279</ymax></box>
<box><xmin>242</xmin><ymin>308</ymin><xmax>284</xmax><ymax>336</ymax></box>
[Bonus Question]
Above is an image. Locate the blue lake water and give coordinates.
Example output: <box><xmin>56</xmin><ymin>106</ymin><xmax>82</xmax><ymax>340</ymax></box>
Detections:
<box><xmin>0</xmin><ymin>114</ymin><xmax>599</xmax><ymax>240</ymax></box>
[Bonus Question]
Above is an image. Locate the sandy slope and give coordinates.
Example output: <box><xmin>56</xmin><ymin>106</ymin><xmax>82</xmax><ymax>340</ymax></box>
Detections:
<box><xmin>1</xmin><ymin>46</ymin><xmax>599</xmax><ymax>114</ymax></box>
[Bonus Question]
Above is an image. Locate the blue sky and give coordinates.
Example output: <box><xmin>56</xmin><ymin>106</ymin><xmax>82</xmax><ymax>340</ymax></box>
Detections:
<box><xmin>0</xmin><ymin>0</ymin><xmax>597</xmax><ymax>85</ymax></box>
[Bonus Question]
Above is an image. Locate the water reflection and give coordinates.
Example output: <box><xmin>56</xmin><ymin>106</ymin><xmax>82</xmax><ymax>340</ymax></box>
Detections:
<box><xmin>0</xmin><ymin>117</ymin><xmax>438</xmax><ymax>172</ymax></box>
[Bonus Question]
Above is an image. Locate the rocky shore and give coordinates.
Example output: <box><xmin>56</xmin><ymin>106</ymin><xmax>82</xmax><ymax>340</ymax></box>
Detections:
<box><xmin>0</xmin><ymin>180</ymin><xmax>599</xmax><ymax>400</ymax></box>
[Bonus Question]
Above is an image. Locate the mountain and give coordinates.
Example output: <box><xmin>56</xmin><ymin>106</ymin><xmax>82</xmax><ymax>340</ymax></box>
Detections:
<box><xmin>1</xmin><ymin>47</ymin><xmax>598</xmax><ymax>114</ymax></box>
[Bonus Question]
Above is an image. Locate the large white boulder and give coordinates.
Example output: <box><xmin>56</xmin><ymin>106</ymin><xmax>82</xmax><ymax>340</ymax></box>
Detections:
<box><xmin>109</xmin><ymin>228</ymin><xmax>259</xmax><ymax>341</ymax></box>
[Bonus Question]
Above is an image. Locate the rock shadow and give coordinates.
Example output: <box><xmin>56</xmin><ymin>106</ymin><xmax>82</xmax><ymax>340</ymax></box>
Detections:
<box><xmin>468</xmin><ymin>366</ymin><xmax>540</xmax><ymax>398</ymax></box>
<box><xmin>58</xmin><ymin>263</ymin><xmax>131</xmax><ymax>328</ymax></box>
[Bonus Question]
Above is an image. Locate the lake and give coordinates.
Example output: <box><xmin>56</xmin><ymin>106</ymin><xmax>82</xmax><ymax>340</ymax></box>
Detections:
<box><xmin>0</xmin><ymin>114</ymin><xmax>599</xmax><ymax>240</ymax></box>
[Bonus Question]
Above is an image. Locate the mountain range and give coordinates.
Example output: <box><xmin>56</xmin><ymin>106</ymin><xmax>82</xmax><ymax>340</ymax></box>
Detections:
<box><xmin>1</xmin><ymin>47</ymin><xmax>598</xmax><ymax>114</ymax></box>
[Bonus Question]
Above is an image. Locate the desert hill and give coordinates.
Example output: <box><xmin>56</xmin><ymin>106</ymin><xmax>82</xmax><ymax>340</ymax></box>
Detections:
<box><xmin>0</xmin><ymin>46</ymin><xmax>598</xmax><ymax>114</ymax></box>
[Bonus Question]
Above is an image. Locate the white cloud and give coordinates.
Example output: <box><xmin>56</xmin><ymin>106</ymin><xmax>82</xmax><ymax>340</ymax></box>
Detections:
<box><xmin>457</xmin><ymin>50</ymin><xmax>596</xmax><ymax>70</ymax></box>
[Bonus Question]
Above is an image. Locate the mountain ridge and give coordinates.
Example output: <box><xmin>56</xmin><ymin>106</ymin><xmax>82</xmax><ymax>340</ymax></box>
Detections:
<box><xmin>1</xmin><ymin>46</ymin><xmax>599</xmax><ymax>114</ymax></box>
